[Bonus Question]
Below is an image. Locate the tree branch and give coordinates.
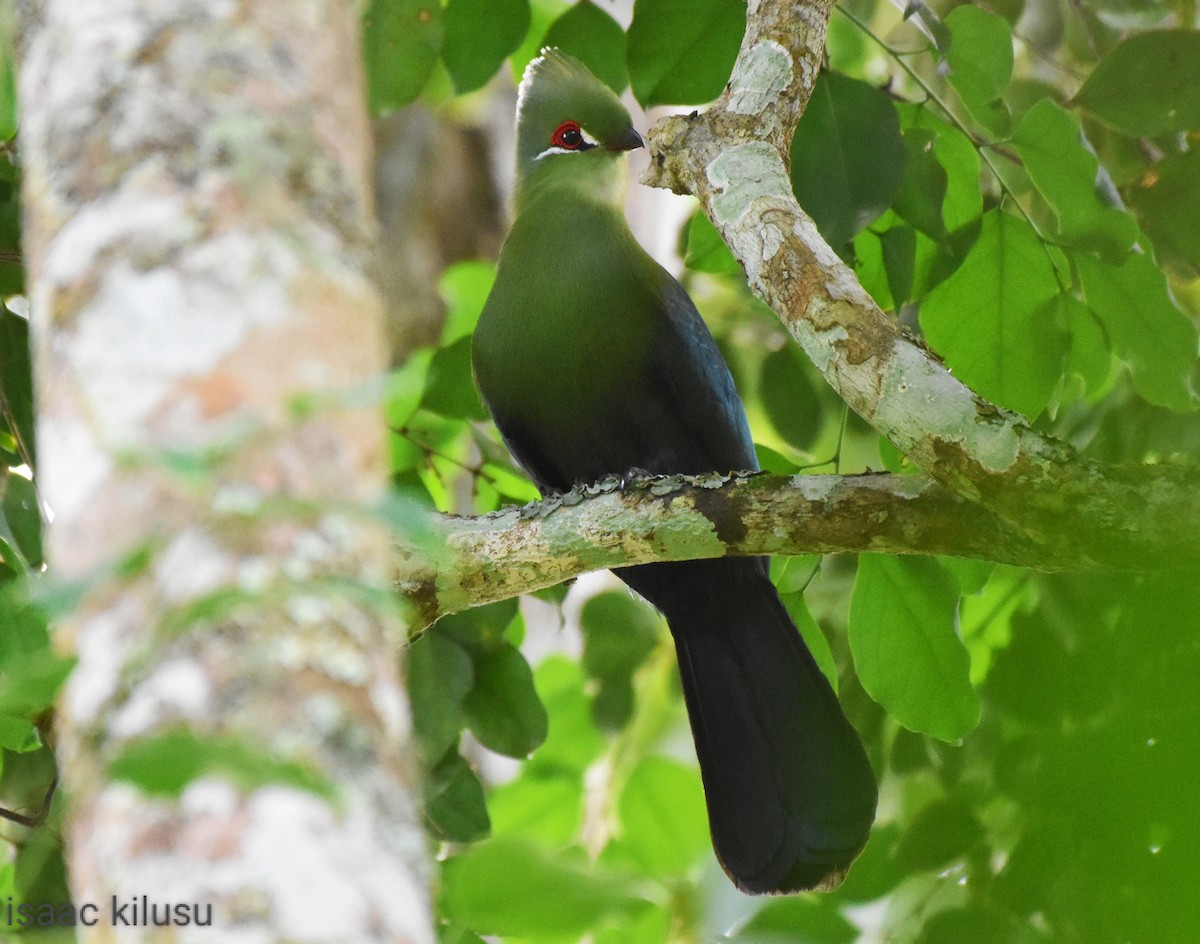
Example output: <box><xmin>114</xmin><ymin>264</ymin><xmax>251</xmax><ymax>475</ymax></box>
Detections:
<box><xmin>637</xmin><ymin>0</ymin><xmax>1200</xmax><ymax>568</ymax></box>
<box><xmin>397</xmin><ymin>470</ymin><xmax>1124</xmax><ymax>629</ymax></box>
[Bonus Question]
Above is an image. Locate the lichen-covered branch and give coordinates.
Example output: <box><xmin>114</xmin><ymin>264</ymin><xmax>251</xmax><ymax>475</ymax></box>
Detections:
<box><xmin>397</xmin><ymin>470</ymin><xmax>1108</xmax><ymax>628</ymax></box>
<box><xmin>637</xmin><ymin>0</ymin><xmax>1200</xmax><ymax>568</ymax></box>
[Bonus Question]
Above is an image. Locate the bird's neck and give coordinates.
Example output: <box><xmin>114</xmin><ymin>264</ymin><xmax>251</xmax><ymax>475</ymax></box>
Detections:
<box><xmin>514</xmin><ymin>153</ymin><xmax>628</xmax><ymax>215</ymax></box>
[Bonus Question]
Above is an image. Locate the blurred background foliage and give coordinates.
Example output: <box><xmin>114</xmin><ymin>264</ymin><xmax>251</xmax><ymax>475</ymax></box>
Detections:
<box><xmin>3</xmin><ymin>0</ymin><xmax>1200</xmax><ymax>941</ymax></box>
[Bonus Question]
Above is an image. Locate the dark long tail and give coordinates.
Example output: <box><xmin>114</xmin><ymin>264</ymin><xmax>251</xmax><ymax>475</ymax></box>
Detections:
<box><xmin>618</xmin><ymin>558</ymin><xmax>877</xmax><ymax>894</ymax></box>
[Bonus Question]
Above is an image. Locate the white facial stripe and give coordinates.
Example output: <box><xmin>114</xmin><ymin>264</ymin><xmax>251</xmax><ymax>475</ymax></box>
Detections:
<box><xmin>533</xmin><ymin>128</ymin><xmax>600</xmax><ymax>161</ymax></box>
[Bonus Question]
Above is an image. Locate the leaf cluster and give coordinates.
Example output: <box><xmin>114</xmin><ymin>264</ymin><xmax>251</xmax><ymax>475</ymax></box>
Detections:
<box><xmin>370</xmin><ymin>0</ymin><xmax>1200</xmax><ymax>941</ymax></box>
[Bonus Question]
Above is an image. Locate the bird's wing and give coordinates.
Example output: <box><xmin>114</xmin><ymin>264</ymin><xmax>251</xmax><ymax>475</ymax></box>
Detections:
<box><xmin>638</xmin><ymin>274</ymin><xmax>760</xmax><ymax>475</ymax></box>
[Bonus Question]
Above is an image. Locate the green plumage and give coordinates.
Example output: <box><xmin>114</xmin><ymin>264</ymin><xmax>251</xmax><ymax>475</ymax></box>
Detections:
<box><xmin>472</xmin><ymin>49</ymin><xmax>877</xmax><ymax>893</ymax></box>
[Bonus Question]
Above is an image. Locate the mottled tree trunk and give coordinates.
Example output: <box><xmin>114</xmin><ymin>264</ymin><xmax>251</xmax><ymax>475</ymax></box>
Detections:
<box><xmin>16</xmin><ymin>0</ymin><xmax>433</xmax><ymax>941</ymax></box>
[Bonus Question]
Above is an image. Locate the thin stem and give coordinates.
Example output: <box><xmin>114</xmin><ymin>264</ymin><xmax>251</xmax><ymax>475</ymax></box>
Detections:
<box><xmin>836</xmin><ymin>4</ymin><xmax>1066</xmax><ymax>288</ymax></box>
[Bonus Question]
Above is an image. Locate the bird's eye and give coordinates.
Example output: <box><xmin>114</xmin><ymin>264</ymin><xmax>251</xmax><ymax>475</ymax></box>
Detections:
<box><xmin>551</xmin><ymin>121</ymin><xmax>587</xmax><ymax>150</ymax></box>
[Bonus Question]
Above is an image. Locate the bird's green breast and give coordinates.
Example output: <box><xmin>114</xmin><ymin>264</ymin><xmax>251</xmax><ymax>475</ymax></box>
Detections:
<box><xmin>473</xmin><ymin>194</ymin><xmax>664</xmax><ymax>432</ymax></box>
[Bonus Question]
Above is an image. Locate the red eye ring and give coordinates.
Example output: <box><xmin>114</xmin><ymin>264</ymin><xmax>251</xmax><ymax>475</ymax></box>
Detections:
<box><xmin>551</xmin><ymin>121</ymin><xmax>586</xmax><ymax>150</ymax></box>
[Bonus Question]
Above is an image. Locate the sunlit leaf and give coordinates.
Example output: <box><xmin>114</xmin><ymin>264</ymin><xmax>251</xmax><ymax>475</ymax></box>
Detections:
<box><xmin>441</xmin><ymin>838</ymin><xmax>638</xmax><ymax>937</ymax></box>
<box><xmin>422</xmin><ymin>337</ymin><xmax>488</xmax><ymax>421</ymax></box>
<box><xmin>920</xmin><ymin>210</ymin><xmax>1066</xmax><ymax>418</ymax></box>
<box><xmin>1074</xmin><ymin>29</ymin><xmax>1200</xmax><ymax>136</ymax></box>
<box><xmin>489</xmin><ymin>774</ymin><xmax>582</xmax><ymax>843</ymax></box>
<box><xmin>362</xmin><ymin>0</ymin><xmax>444</xmax><ymax>114</ymax></box>
<box><xmin>683</xmin><ymin>212</ymin><xmax>741</xmax><ymax>275</ymax></box>
<box><xmin>527</xmin><ymin>656</ymin><xmax>605</xmax><ymax>775</ymax></box>
<box><xmin>1076</xmin><ymin>250</ymin><xmax>1197</xmax><ymax>410</ymax></box>
<box><xmin>440</xmin><ymin>261</ymin><xmax>496</xmax><ymax>346</ymax></box>
<box><xmin>942</xmin><ymin>6</ymin><xmax>1012</xmax><ymax>134</ymax></box>
<box><xmin>543</xmin><ymin>1</ymin><xmax>628</xmax><ymax>94</ymax></box>
<box><xmin>442</xmin><ymin>0</ymin><xmax>531</xmax><ymax>94</ymax></box>
<box><xmin>615</xmin><ymin>756</ymin><xmax>709</xmax><ymax>875</ymax></box>
<box><xmin>1011</xmin><ymin>99</ymin><xmax>1137</xmax><ymax>260</ymax></box>
<box><xmin>627</xmin><ymin>0</ymin><xmax>746</xmax><ymax>107</ymax></box>
<box><xmin>849</xmin><ymin>555</ymin><xmax>979</xmax><ymax>741</ymax></box>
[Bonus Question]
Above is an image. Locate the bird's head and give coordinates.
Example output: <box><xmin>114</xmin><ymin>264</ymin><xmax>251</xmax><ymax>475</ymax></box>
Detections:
<box><xmin>514</xmin><ymin>49</ymin><xmax>643</xmax><ymax>205</ymax></box>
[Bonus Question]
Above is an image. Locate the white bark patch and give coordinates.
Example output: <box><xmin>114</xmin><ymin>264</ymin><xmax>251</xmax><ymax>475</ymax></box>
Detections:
<box><xmin>877</xmin><ymin>342</ymin><xmax>1021</xmax><ymax>473</ymax></box>
<box><xmin>37</xmin><ymin>416</ymin><xmax>111</xmax><ymax>524</ymax></box>
<box><xmin>60</xmin><ymin>219</ymin><xmax>297</xmax><ymax>447</ymax></box>
<box><xmin>793</xmin><ymin>474</ymin><xmax>839</xmax><ymax>501</ymax></box>
<box><xmin>728</xmin><ymin>40</ymin><xmax>793</xmax><ymax>115</ymax></box>
<box><xmin>707</xmin><ymin>142</ymin><xmax>792</xmax><ymax>225</ymax></box>
<box><xmin>238</xmin><ymin>787</ymin><xmax>430</xmax><ymax>943</ymax></box>
<box><xmin>761</xmin><ymin>222</ymin><xmax>785</xmax><ymax>264</ymax></box>
<box><xmin>110</xmin><ymin>659</ymin><xmax>214</xmax><ymax>739</ymax></box>
<box><xmin>64</xmin><ymin>596</ymin><xmax>144</xmax><ymax>728</ymax></box>
<box><xmin>155</xmin><ymin>529</ymin><xmax>237</xmax><ymax>602</ymax></box>
<box><xmin>790</xmin><ymin>318</ymin><xmax>849</xmax><ymax>374</ymax></box>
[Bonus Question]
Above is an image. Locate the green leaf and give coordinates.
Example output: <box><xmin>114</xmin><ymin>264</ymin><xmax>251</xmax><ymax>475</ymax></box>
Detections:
<box><xmin>893</xmin><ymin>797</ymin><xmax>985</xmax><ymax>871</ymax></box>
<box><xmin>893</xmin><ymin>129</ymin><xmax>949</xmax><ymax>240</ymax></box>
<box><xmin>1061</xmin><ymin>293</ymin><xmax>1111</xmax><ymax>395</ymax></box>
<box><xmin>942</xmin><ymin>6</ymin><xmax>1013</xmax><ymax>134</ymax></box>
<box><xmin>442</xmin><ymin>0</ymin><xmax>531</xmax><ymax>94</ymax></box>
<box><xmin>1074</xmin><ymin>30</ymin><xmax>1200</xmax><ymax>136</ymax></box>
<box><xmin>1075</xmin><ymin>251</ymin><xmax>1197</xmax><ymax>410</ymax></box>
<box><xmin>439</xmin><ymin>261</ymin><xmax>496</xmax><ymax>346</ymax></box>
<box><xmin>1128</xmin><ymin>150</ymin><xmax>1200</xmax><ymax>276</ymax></box>
<box><xmin>528</xmin><ymin>656</ymin><xmax>605</xmax><ymax>775</ymax></box>
<box><xmin>683</xmin><ymin>212</ymin><xmax>741</xmax><ymax>275</ymax></box>
<box><xmin>894</xmin><ymin>106</ymin><xmax>983</xmax><ymax>236</ymax></box>
<box><xmin>421</xmin><ymin>336</ymin><xmax>488</xmax><ymax>421</ymax></box>
<box><xmin>759</xmin><ymin>345</ymin><xmax>823</xmax><ymax>452</ymax></box>
<box><xmin>615</xmin><ymin>756</ymin><xmax>709</xmax><ymax>875</ymax></box>
<box><xmin>437</xmin><ymin>597</ymin><xmax>521</xmax><ymax>649</ymax></box>
<box><xmin>627</xmin><ymin>0</ymin><xmax>746</xmax><ymax>107</ymax></box>
<box><xmin>920</xmin><ymin>210</ymin><xmax>1065</xmax><ymax>418</ymax></box>
<box><xmin>0</xmin><ymin>44</ymin><xmax>15</xmax><ymax>142</ymax></box>
<box><xmin>0</xmin><ymin>303</ymin><xmax>35</xmax><ymax>467</ymax></box>
<box><xmin>425</xmin><ymin>751</ymin><xmax>491</xmax><ymax>842</ymax></box>
<box><xmin>581</xmin><ymin>591</ymin><xmax>661</xmax><ymax>680</ymax></box>
<box><xmin>853</xmin><ymin>228</ymin><xmax>894</xmax><ymax>311</ymax></box>
<box><xmin>509</xmin><ymin>0</ymin><xmax>571</xmax><ymax>82</ymax></box>
<box><xmin>581</xmin><ymin>591</ymin><xmax>662</xmax><ymax>730</ymax></box>
<box><xmin>489</xmin><ymin>774</ymin><xmax>582</xmax><ymax>843</ymax></box>
<box><xmin>407</xmin><ymin>630</ymin><xmax>474</xmax><ymax>763</ymax></box>
<box><xmin>880</xmin><ymin>225</ymin><xmax>917</xmax><ymax>306</ymax></box>
<box><xmin>109</xmin><ymin>731</ymin><xmax>336</xmax><ymax>800</ymax></box>
<box><xmin>385</xmin><ymin>349</ymin><xmax>435</xmax><ymax>434</ymax></box>
<box><xmin>849</xmin><ymin>555</ymin><xmax>980</xmax><ymax>741</ymax></box>
<box><xmin>778</xmin><ymin>588</ymin><xmax>839</xmax><ymax>692</ymax></box>
<box><xmin>543</xmin><ymin>1</ymin><xmax>628</xmax><ymax>94</ymax></box>
<box><xmin>440</xmin><ymin>837</ymin><xmax>637</xmax><ymax>937</ymax></box>
<box><xmin>462</xmin><ymin>643</ymin><xmax>548</xmax><ymax>758</ymax></box>
<box><xmin>0</xmin><ymin>714</ymin><xmax>35</xmax><ymax>751</ymax></box>
<box><xmin>1011</xmin><ymin>99</ymin><xmax>1137</xmax><ymax>260</ymax></box>
<box><xmin>0</xmin><ymin>651</ymin><xmax>74</xmax><ymax>718</ymax></box>
<box><xmin>2</xmin><ymin>474</ymin><xmax>42</xmax><ymax>570</ymax></box>
<box><xmin>738</xmin><ymin>896</ymin><xmax>858</xmax><ymax>944</ymax></box>
<box><xmin>362</xmin><ymin>0</ymin><xmax>444</xmax><ymax>114</ymax></box>
<box><xmin>791</xmin><ymin>71</ymin><xmax>907</xmax><ymax>247</ymax></box>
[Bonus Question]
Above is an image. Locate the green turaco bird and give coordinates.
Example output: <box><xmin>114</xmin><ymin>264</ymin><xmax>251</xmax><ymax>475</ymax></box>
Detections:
<box><xmin>472</xmin><ymin>49</ymin><xmax>877</xmax><ymax>894</ymax></box>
